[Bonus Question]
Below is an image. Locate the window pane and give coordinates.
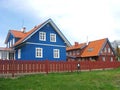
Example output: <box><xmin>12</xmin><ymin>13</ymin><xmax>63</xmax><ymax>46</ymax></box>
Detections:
<box><xmin>13</xmin><ymin>38</ymin><xmax>15</xmax><ymax>45</ymax></box>
<box><xmin>36</xmin><ymin>48</ymin><xmax>43</xmax><ymax>58</ymax></box>
<box><xmin>39</xmin><ymin>32</ymin><xmax>46</xmax><ymax>41</ymax></box>
<box><xmin>108</xmin><ymin>48</ymin><xmax>110</xmax><ymax>53</ymax></box>
<box><xmin>50</xmin><ymin>33</ymin><xmax>56</xmax><ymax>42</ymax></box>
<box><xmin>54</xmin><ymin>49</ymin><xmax>60</xmax><ymax>58</ymax></box>
<box><xmin>18</xmin><ymin>49</ymin><xmax>21</xmax><ymax>59</ymax></box>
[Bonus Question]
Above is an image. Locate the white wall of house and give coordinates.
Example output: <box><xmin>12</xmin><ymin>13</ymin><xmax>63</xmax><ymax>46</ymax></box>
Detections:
<box><xmin>0</xmin><ymin>51</ymin><xmax>9</xmax><ymax>60</ymax></box>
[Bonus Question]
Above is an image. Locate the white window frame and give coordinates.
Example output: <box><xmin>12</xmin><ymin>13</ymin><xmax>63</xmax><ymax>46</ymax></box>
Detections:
<box><xmin>39</xmin><ymin>32</ymin><xmax>46</xmax><ymax>41</ymax></box>
<box><xmin>13</xmin><ymin>38</ymin><xmax>15</xmax><ymax>45</ymax></box>
<box><xmin>18</xmin><ymin>49</ymin><xmax>21</xmax><ymax>59</ymax></box>
<box><xmin>36</xmin><ymin>48</ymin><xmax>43</xmax><ymax>58</ymax></box>
<box><xmin>108</xmin><ymin>48</ymin><xmax>110</xmax><ymax>53</ymax></box>
<box><xmin>7</xmin><ymin>42</ymin><xmax>9</xmax><ymax>48</ymax></box>
<box><xmin>53</xmin><ymin>49</ymin><xmax>60</xmax><ymax>58</ymax></box>
<box><xmin>104</xmin><ymin>47</ymin><xmax>107</xmax><ymax>53</ymax></box>
<box><xmin>69</xmin><ymin>52</ymin><xmax>72</xmax><ymax>55</ymax></box>
<box><xmin>50</xmin><ymin>33</ymin><xmax>56</xmax><ymax>42</ymax></box>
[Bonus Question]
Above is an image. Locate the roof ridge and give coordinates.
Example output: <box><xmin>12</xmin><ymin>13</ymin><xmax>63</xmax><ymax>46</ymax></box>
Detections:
<box><xmin>89</xmin><ymin>38</ymin><xmax>107</xmax><ymax>43</ymax></box>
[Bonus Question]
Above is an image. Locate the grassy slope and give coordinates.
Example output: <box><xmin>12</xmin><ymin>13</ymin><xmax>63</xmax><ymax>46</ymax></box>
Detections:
<box><xmin>0</xmin><ymin>68</ymin><xmax>120</xmax><ymax>90</ymax></box>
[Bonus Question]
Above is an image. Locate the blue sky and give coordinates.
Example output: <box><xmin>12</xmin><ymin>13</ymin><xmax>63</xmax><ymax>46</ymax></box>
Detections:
<box><xmin>0</xmin><ymin>0</ymin><xmax>120</xmax><ymax>47</ymax></box>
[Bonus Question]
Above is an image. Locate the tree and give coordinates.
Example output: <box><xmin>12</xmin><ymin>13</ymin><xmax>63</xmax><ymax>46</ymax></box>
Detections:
<box><xmin>116</xmin><ymin>46</ymin><xmax>120</xmax><ymax>60</ymax></box>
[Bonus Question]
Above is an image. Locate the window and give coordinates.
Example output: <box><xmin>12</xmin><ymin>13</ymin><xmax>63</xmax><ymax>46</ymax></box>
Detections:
<box><xmin>104</xmin><ymin>47</ymin><xmax>107</xmax><ymax>53</ymax></box>
<box><xmin>53</xmin><ymin>49</ymin><xmax>60</xmax><ymax>58</ymax></box>
<box><xmin>50</xmin><ymin>33</ymin><xmax>56</xmax><ymax>42</ymax></box>
<box><xmin>89</xmin><ymin>57</ymin><xmax>92</xmax><ymax>60</ymax></box>
<box><xmin>36</xmin><ymin>48</ymin><xmax>43</xmax><ymax>58</ymax></box>
<box><xmin>7</xmin><ymin>42</ymin><xmax>9</xmax><ymax>48</ymax></box>
<box><xmin>18</xmin><ymin>49</ymin><xmax>21</xmax><ymax>59</ymax></box>
<box><xmin>13</xmin><ymin>38</ymin><xmax>15</xmax><ymax>45</ymax></box>
<box><xmin>73</xmin><ymin>51</ymin><xmax>75</xmax><ymax>55</ymax></box>
<box><xmin>77</xmin><ymin>50</ymin><xmax>79</xmax><ymax>55</ymax></box>
<box><xmin>39</xmin><ymin>32</ymin><xmax>46</xmax><ymax>41</ymax></box>
<box><xmin>108</xmin><ymin>48</ymin><xmax>110</xmax><ymax>53</ymax></box>
<box><xmin>102</xmin><ymin>57</ymin><xmax>105</xmax><ymax>61</ymax></box>
<box><xmin>87</xmin><ymin>48</ymin><xmax>94</xmax><ymax>52</ymax></box>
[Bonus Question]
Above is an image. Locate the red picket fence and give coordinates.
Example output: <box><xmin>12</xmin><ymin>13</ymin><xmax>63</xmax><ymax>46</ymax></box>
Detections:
<box><xmin>0</xmin><ymin>60</ymin><xmax>120</xmax><ymax>77</ymax></box>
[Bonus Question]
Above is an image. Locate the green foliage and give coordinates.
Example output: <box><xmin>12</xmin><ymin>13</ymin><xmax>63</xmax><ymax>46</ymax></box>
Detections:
<box><xmin>116</xmin><ymin>46</ymin><xmax>120</xmax><ymax>56</ymax></box>
<box><xmin>0</xmin><ymin>68</ymin><xmax>120</xmax><ymax>90</ymax></box>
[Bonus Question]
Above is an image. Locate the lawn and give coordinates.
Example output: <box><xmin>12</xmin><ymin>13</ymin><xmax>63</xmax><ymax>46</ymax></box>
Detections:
<box><xmin>0</xmin><ymin>68</ymin><xmax>120</xmax><ymax>90</ymax></box>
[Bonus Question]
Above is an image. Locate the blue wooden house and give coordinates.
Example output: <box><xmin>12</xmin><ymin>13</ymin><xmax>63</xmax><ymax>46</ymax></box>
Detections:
<box><xmin>4</xmin><ymin>19</ymin><xmax>71</xmax><ymax>61</ymax></box>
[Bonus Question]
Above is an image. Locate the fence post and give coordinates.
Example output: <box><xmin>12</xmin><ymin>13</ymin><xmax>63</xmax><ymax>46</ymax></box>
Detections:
<box><xmin>45</xmin><ymin>60</ymin><xmax>49</xmax><ymax>74</ymax></box>
<box><xmin>12</xmin><ymin>60</ymin><xmax>15</xmax><ymax>77</ymax></box>
<box><xmin>70</xmin><ymin>61</ymin><xmax>73</xmax><ymax>72</ymax></box>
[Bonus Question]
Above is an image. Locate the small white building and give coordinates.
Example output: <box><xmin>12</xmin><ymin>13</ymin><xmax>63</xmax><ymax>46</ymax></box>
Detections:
<box><xmin>0</xmin><ymin>47</ymin><xmax>14</xmax><ymax>60</ymax></box>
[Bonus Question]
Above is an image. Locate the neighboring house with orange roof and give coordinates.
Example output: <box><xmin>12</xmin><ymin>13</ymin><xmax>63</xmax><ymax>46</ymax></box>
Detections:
<box><xmin>66</xmin><ymin>38</ymin><xmax>116</xmax><ymax>61</ymax></box>
<box><xmin>1</xmin><ymin>19</ymin><xmax>71</xmax><ymax>60</ymax></box>
<box><xmin>66</xmin><ymin>42</ymin><xmax>86</xmax><ymax>60</ymax></box>
<box><xmin>0</xmin><ymin>47</ymin><xmax>14</xmax><ymax>60</ymax></box>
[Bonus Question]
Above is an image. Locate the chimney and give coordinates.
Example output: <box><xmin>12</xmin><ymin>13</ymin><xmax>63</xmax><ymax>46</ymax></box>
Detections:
<box><xmin>34</xmin><ymin>25</ymin><xmax>37</xmax><ymax>28</ymax></box>
<box><xmin>21</xmin><ymin>27</ymin><xmax>26</xmax><ymax>33</ymax></box>
<box><xmin>75</xmin><ymin>42</ymin><xmax>79</xmax><ymax>46</ymax></box>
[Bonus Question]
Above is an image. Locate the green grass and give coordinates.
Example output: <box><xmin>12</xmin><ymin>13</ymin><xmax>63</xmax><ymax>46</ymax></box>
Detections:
<box><xmin>0</xmin><ymin>68</ymin><xmax>120</xmax><ymax>90</ymax></box>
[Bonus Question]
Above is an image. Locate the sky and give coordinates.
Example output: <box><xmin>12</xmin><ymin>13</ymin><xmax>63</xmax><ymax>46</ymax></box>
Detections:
<box><xmin>0</xmin><ymin>0</ymin><xmax>120</xmax><ymax>47</ymax></box>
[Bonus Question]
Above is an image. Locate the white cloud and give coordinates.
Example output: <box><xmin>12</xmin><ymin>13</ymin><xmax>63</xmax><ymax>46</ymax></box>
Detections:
<box><xmin>1</xmin><ymin>0</ymin><xmax>120</xmax><ymax>45</ymax></box>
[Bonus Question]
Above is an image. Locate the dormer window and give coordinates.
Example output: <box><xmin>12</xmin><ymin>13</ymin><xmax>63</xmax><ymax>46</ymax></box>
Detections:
<box><xmin>50</xmin><ymin>33</ymin><xmax>56</xmax><ymax>42</ymax></box>
<box><xmin>87</xmin><ymin>48</ymin><xmax>93</xmax><ymax>52</ymax></box>
<box><xmin>39</xmin><ymin>32</ymin><xmax>46</xmax><ymax>41</ymax></box>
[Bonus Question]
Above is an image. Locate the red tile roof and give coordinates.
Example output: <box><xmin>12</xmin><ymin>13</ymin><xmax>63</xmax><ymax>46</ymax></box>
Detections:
<box><xmin>66</xmin><ymin>38</ymin><xmax>107</xmax><ymax>58</ymax></box>
<box><xmin>5</xmin><ymin>19</ymin><xmax>71</xmax><ymax>47</ymax></box>
<box><xmin>66</xmin><ymin>43</ymin><xmax>86</xmax><ymax>51</ymax></box>
<box><xmin>14</xmin><ymin>24</ymin><xmax>42</xmax><ymax>46</ymax></box>
<box><xmin>10</xmin><ymin>30</ymin><xmax>26</xmax><ymax>38</ymax></box>
<box><xmin>81</xmin><ymin>38</ymin><xmax>107</xmax><ymax>57</ymax></box>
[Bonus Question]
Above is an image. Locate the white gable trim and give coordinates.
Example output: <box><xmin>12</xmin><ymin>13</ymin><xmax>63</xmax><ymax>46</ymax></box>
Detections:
<box><xmin>5</xmin><ymin>30</ymin><xmax>15</xmax><ymax>44</ymax></box>
<box><xmin>26</xmin><ymin>42</ymin><xmax>66</xmax><ymax>47</ymax></box>
<box><xmin>22</xmin><ymin>19</ymin><xmax>71</xmax><ymax>46</ymax></box>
